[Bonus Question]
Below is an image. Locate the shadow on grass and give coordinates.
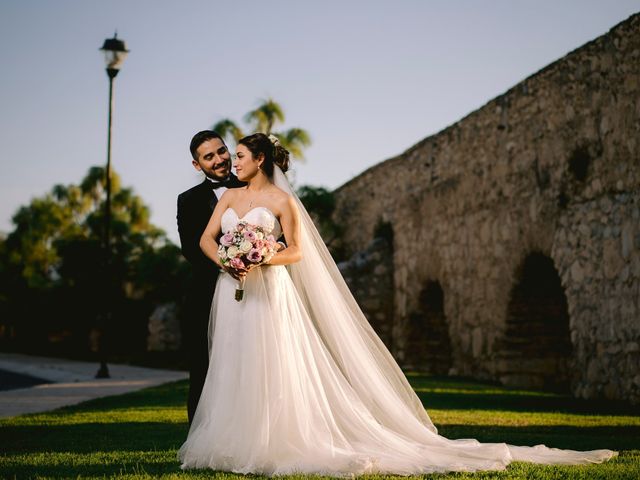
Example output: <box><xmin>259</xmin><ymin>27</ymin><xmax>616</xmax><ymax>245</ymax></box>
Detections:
<box><xmin>410</xmin><ymin>376</ymin><xmax>640</xmax><ymax>416</ymax></box>
<box><xmin>0</xmin><ymin>457</ymin><xmax>184</xmax><ymax>479</ymax></box>
<box><xmin>438</xmin><ymin>424</ymin><xmax>640</xmax><ymax>451</ymax></box>
<box><xmin>0</xmin><ymin>422</ymin><xmax>189</xmax><ymax>454</ymax></box>
<box><xmin>2</xmin><ymin>421</ymin><xmax>636</xmax><ymax>456</ymax></box>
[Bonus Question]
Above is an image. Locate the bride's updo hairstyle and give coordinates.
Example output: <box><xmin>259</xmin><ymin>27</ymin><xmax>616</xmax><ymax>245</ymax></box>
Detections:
<box><xmin>238</xmin><ymin>133</ymin><xmax>290</xmax><ymax>176</ymax></box>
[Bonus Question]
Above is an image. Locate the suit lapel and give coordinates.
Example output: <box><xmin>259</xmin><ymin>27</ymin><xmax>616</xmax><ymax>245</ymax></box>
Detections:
<box><xmin>201</xmin><ymin>180</ymin><xmax>217</xmax><ymax>210</ymax></box>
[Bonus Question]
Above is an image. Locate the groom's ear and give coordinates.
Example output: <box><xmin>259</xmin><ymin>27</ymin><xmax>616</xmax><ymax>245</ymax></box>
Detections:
<box><xmin>192</xmin><ymin>158</ymin><xmax>202</xmax><ymax>171</ymax></box>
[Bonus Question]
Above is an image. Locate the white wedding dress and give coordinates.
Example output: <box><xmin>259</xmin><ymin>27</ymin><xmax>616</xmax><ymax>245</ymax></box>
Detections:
<box><xmin>178</xmin><ymin>169</ymin><xmax>616</xmax><ymax>476</ymax></box>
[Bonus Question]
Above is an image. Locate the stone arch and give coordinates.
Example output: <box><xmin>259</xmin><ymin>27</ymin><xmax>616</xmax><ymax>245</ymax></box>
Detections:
<box><xmin>404</xmin><ymin>280</ymin><xmax>453</xmax><ymax>374</ymax></box>
<box><xmin>496</xmin><ymin>252</ymin><xmax>573</xmax><ymax>391</ymax></box>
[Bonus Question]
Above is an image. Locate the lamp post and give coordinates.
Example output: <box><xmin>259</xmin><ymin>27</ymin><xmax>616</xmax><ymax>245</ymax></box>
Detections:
<box><xmin>96</xmin><ymin>33</ymin><xmax>129</xmax><ymax>378</ymax></box>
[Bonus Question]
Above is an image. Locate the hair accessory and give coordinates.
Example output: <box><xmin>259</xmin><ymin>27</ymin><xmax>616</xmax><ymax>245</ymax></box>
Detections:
<box><xmin>268</xmin><ymin>134</ymin><xmax>281</xmax><ymax>147</ymax></box>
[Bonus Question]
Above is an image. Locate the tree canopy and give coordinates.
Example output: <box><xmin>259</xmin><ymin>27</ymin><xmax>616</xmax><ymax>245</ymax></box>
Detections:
<box><xmin>0</xmin><ymin>166</ymin><xmax>188</xmax><ymax>356</ymax></box>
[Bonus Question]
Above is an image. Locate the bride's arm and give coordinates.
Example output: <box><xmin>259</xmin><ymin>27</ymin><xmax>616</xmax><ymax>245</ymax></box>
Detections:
<box><xmin>267</xmin><ymin>196</ymin><xmax>302</xmax><ymax>266</ymax></box>
<box><xmin>199</xmin><ymin>191</ymin><xmax>232</xmax><ymax>268</ymax></box>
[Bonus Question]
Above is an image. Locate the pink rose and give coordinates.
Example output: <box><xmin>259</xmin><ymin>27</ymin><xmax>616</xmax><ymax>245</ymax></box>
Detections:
<box><xmin>247</xmin><ymin>248</ymin><xmax>263</xmax><ymax>263</ymax></box>
<box><xmin>229</xmin><ymin>257</ymin><xmax>245</xmax><ymax>269</ymax></box>
<box><xmin>220</xmin><ymin>232</ymin><xmax>234</xmax><ymax>247</ymax></box>
<box><xmin>254</xmin><ymin>239</ymin><xmax>265</xmax><ymax>250</ymax></box>
<box><xmin>243</xmin><ymin>230</ymin><xmax>257</xmax><ymax>242</ymax></box>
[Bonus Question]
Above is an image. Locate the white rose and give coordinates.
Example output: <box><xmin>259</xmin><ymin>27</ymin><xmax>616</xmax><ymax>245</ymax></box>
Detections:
<box><xmin>239</xmin><ymin>240</ymin><xmax>253</xmax><ymax>253</ymax></box>
<box><xmin>227</xmin><ymin>245</ymin><xmax>239</xmax><ymax>258</ymax></box>
<box><xmin>255</xmin><ymin>231</ymin><xmax>264</xmax><ymax>240</ymax></box>
<box><xmin>218</xmin><ymin>246</ymin><xmax>227</xmax><ymax>260</ymax></box>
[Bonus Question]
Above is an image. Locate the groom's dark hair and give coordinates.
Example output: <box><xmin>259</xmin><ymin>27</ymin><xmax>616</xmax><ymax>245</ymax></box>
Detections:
<box><xmin>190</xmin><ymin>130</ymin><xmax>225</xmax><ymax>160</ymax></box>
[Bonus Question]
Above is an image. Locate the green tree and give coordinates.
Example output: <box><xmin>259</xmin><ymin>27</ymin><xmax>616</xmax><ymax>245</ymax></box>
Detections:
<box><xmin>0</xmin><ymin>166</ymin><xmax>187</xmax><ymax>356</ymax></box>
<box><xmin>212</xmin><ymin>97</ymin><xmax>312</xmax><ymax>160</ymax></box>
<box><xmin>297</xmin><ymin>186</ymin><xmax>344</xmax><ymax>260</ymax></box>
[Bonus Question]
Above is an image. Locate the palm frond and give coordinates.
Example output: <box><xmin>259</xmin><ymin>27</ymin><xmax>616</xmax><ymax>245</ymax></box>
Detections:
<box><xmin>244</xmin><ymin>98</ymin><xmax>286</xmax><ymax>134</ymax></box>
<box><xmin>278</xmin><ymin>127</ymin><xmax>312</xmax><ymax>161</ymax></box>
<box><xmin>212</xmin><ymin>118</ymin><xmax>244</xmax><ymax>143</ymax></box>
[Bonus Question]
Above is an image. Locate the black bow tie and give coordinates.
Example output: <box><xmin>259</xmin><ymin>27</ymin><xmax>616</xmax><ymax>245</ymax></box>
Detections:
<box><xmin>210</xmin><ymin>176</ymin><xmax>238</xmax><ymax>189</ymax></box>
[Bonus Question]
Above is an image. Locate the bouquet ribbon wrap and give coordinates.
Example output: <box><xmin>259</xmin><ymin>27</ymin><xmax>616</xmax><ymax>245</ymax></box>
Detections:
<box><xmin>235</xmin><ymin>277</ymin><xmax>246</xmax><ymax>302</ymax></box>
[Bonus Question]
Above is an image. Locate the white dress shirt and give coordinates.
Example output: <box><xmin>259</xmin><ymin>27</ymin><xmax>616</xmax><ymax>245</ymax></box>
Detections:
<box><xmin>207</xmin><ymin>177</ymin><xmax>228</xmax><ymax>200</ymax></box>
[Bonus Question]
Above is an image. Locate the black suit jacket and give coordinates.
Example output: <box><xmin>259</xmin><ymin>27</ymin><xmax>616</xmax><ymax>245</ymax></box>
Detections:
<box><xmin>177</xmin><ymin>179</ymin><xmax>221</xmax><ymax>279</ymax></box>
<box><xmin>177</xmin><ymin>176</ymin><xmax>246</xmax><ymax>317</ymax></box>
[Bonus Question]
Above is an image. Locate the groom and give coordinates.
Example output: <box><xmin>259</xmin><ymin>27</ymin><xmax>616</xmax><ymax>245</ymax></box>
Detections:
<box><xmin>177</xmin><ymin>130</ymin><xmax>245</xmax><ymax>424</ymax></box>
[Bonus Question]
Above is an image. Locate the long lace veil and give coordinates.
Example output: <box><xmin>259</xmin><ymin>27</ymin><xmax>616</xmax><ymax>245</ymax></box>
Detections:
<box><xmin>272</xmin><ymin>166</ymin><xmax>437</xmax><ymax>434</ymax></box>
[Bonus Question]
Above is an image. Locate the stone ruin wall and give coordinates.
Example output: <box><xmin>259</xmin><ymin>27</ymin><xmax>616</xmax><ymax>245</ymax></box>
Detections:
<box><xmin>334</xmin><ymin>14</ymin><xmax>640</xmax><ymax>403</ymax></box>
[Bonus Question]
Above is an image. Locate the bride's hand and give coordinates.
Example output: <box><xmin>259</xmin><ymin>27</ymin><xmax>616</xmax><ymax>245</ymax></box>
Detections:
<box><xmin>222</xmin><ymin>261</ymin><xmax>260</xmax><ymax>280</ymax></box>
<box><xmin>244</xmin><ymin>263</ymin><xmax>259</xmax><ymax>273</ymax></box>
<box><xmin>224</xmin><ymin>265</ymin><xmax>247</xmax><ymax>281</ymax></box>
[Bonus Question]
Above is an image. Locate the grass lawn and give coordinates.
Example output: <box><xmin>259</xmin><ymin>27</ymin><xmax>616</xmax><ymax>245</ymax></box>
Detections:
<box><xmin>1</xmin><ymin>375</ymin><xmax>638</xmax><ymax>479</ymax></box>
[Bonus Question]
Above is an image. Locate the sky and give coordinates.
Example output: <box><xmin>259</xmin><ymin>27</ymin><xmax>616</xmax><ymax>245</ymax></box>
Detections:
<box><xmin>1</xmin><ymin>1</ymin><xmax>638</xmax><ymax>244</ymax></box>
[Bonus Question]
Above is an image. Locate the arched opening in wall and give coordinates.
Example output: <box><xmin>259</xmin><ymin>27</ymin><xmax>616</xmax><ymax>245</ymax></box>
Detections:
<box><xmin>405</xmin><ymin>281</ymin><xmax>452</xmax><ymax>374</ymax></box>
<box><xmin>568</xmin><ymin>145</ymin><xmax>592</xmax><ymax>182</ymax></box>
<box><xmin>496</xmin><ymin>252</ymin><xmax>573</xmax><ymax>392</ymax></box>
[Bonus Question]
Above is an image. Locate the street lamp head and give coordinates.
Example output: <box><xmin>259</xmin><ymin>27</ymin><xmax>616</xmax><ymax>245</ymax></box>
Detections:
<box><xmin>100</xmin><ymin>32</ymin><xmax>129</xmax><ymax>77</ymax></box>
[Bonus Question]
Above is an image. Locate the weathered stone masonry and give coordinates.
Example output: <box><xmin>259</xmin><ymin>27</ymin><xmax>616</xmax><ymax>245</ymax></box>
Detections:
<box><xmin>334</xmin><ymin>14</ymin><xmax>640</xmax><ymax>403</ymax></box>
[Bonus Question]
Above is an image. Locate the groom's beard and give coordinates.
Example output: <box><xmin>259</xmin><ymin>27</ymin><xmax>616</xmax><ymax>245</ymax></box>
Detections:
<box><xmin>209</xmin><ymin>158</ymin><xmax>232</xmax><ymax>180</ymax></box>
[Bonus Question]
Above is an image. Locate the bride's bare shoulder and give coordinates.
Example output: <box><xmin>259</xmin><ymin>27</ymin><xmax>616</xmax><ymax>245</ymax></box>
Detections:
<box><xmin>269</xmin><ymin>185</ymin><xmax>288</xmax><ymax>202</ymax></box>
<box><xmin>220</xmin><ymin>186</ymin><xmax>244</xmax><ymax>204</ymax></box>
<box><xmin>270</xmin><ymin>188</ymin><xmax>297</xmax><ymax>215</ymax></box>
<box><xmin>225</xmin><ymin>187</ymin><xmax>244</xmax><ymax>198</ymax></box>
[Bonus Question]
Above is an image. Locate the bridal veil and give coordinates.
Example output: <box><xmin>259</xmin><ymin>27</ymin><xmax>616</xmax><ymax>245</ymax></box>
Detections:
<box><xmin>272</xmin><ymin>166</ymin><xmax>439</xmax><ymax>434</ymax></box>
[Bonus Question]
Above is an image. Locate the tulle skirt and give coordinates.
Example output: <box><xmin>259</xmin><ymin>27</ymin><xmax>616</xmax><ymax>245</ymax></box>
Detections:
<box><xmin>178</xmin><ymin>265</ymin><xmax>616</xmax><ymax>476</ymax></box>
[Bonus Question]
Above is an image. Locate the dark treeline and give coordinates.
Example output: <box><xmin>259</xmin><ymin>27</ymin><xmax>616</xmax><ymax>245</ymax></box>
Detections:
<box><xmin>0</xmin><ymin>166</ymin><xmax>189</xmax><ymax>363</ymax></box>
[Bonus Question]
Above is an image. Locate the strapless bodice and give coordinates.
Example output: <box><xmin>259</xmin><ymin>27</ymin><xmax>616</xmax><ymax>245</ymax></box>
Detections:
<box><xmin>221</xmin><ymin>207</ymin><xmax>282</xmax><ymax>238</ymax></box>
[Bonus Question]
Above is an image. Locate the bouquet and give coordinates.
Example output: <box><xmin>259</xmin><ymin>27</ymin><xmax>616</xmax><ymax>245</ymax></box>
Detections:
<box><xmin>218</xmin><ymin>220</ymin><xmax>278</xmax><ymax>301</ymax></box>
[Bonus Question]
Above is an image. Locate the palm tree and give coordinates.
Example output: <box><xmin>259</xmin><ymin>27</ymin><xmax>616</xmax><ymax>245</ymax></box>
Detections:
<box><xmin>212</xmin><ymin>97</ymin><xmax>311</xmax><ymax>160</ymax></box>
<box><xmin>244</xmin><ymin>97</ymin><xmax>285</xmax><ymax>134</ymax></box>
<box><xmin>211</xmin><ymin>118</ymin><xmax>245</xmax><ymax>143</ymax></box>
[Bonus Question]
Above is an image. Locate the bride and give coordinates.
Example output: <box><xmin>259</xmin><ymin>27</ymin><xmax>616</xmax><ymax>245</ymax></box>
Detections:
<box><xmin>178</xmin><ymin>133</ymin><xmax>616</xmax><ymax>476</ymax></box>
